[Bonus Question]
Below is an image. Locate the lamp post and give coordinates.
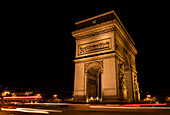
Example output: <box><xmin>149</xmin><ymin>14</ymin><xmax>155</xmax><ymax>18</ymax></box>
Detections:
<box><xmin>1</xmin><ymin>91</ymin><xmax>10</xmax><ymax>97</ymax></box>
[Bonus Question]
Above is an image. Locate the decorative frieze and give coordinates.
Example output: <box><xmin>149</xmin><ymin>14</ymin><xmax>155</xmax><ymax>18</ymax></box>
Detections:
<box><xmin>76</xmin><ymin>27</ymin><xmax>114</xmax><ymax>39</ymax></box>
<box><xmin>72</xmin><ymin>21</ymin><xmax>115</xmax><ymax>40</ymax></box>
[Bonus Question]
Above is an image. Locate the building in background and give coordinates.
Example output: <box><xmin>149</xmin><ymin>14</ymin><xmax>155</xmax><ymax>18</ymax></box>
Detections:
<box><xmin>1</xmin><ymin>87</ymin><xmax>42</xmax><ymax>103</ymax></box>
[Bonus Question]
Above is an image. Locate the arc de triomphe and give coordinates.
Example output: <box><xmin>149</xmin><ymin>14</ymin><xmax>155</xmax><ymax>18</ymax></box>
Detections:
<box><xmin>72</xmin><ymin>10</ymin><xmax>140</xmax><ymax>102</ymax></box>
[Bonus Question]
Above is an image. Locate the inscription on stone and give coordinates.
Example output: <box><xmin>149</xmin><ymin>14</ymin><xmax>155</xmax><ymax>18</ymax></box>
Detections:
<box><xmin>78</xmin><ymin>38</ymin><xmax>111</xmax><ymax>55</ymax></box>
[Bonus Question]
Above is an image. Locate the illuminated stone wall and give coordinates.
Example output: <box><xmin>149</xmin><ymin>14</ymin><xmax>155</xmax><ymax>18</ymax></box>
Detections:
<box><xmin>72</xmin><ymin>10</ymin><xmax>140</xmax><ymax>102</ymax></box>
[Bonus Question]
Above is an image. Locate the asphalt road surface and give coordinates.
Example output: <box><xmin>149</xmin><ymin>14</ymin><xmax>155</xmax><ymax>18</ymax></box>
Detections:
<box><xmin>0</xmin><ymin>103</ymin><xmax>170</xmax><ymax>115</ymax></box>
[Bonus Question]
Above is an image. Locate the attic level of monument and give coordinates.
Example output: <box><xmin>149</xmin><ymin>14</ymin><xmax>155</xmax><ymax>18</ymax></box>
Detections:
<box><xmin>75</xmin><ymin>11</ymin><xmax>116</xmax><ymax>29</ymax></box>
<box><xmin>74</xmin><ymin>10</ymin><xmax>135</xmax><ymax>46</ymax></box>
<box><xmin>72</xmin><ymin>12</ymin><xmax>137</xmax><ymax>58</ymax></box>
<box><xmin>72</xmin><ymin>10</ymin><xmax>140</xmax><ymax>103</ymax></box>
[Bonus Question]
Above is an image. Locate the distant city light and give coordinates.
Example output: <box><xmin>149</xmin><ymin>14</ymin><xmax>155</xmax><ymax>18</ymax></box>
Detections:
<box><xmin>1</xmin><ymin>91</ymin><xmax>10</xmax><ymax>96</ymax></box>
<box><xmin>3</xmin><ymin>96</ymin><xmax>42</xmax><ymax>100</ymax></box>
<box><xmin>53</xmin><ymin>94</ymin><xmax>57</xmax><ymax>98</ymax></box>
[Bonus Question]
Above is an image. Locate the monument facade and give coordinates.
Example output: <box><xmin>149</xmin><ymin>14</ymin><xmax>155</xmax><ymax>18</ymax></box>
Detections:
<box><xmin>72</xmin><ymin>10</ymin><xmax>140</xmax><ymax>102</ymax></box>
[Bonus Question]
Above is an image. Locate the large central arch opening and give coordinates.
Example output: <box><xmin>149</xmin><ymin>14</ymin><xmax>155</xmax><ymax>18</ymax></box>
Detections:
<box><xmin>86</xmin><ymin>62</ymin><xmax>103</xmax><ymax>99</ymax></box>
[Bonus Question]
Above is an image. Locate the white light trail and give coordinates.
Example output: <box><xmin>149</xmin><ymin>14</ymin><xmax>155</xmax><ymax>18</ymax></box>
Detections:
<box><xmin>1</xmin><ymin>107</ymin><xmax>62</xmax><ymax>114</ymax></box>
<box><xmin>24</xmin><ymin>103</ymin><xmax>90</xmax><ymax>106</ymax></box>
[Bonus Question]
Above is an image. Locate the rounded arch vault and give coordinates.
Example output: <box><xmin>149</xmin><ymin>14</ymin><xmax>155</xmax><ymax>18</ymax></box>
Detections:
<box><xmin>85</xmin><ymin>61</ymin><xmax>103</xmax><ymax>77</ymax></box>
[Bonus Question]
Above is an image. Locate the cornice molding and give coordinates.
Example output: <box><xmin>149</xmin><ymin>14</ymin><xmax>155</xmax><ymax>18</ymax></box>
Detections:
<box><xmin>74</xmin><ymin>53</ymin><xmax>116</xmax><ymax>63</ymax></box>
<box><xmin>72</xmin><ymin>20</ymin><xmax>116</xmax><ymax>40</ymax></box>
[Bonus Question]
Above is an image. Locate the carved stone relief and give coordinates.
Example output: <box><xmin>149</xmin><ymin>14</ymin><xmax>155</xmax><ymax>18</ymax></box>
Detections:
<box><xmin>78</xmin><ymin>38</ymin><xmax>111</xmax><ymax>55</ymax></box>
<box><xmin>134</xmin><ymin>74</ymin><xmax>139</xmax><ymax>93</ymax></box>
<box><xmin>118</xmin><ymin>62</ymin><xmax>126</xmax><ymax>90</ymax></box>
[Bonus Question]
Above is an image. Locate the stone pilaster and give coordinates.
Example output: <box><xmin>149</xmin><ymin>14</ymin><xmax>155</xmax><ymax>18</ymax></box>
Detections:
<box><xmin>134</xmin><ymin>74</ymin><xmax>140</xmax><ymax>101</ymax></box>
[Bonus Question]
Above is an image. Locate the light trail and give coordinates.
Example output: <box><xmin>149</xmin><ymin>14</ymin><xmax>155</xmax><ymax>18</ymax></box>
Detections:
<box><xmin>24</xmin><ymin>103</ymin><xmax>168</xmax><ymax>107</ymax></box>
<box><xmin>90</xmin><ymin>106</ymin><xmax>170</xmax><ymax>110</ymax></box>
<box><xmin>24</xmin><ymin>103</ymin><xmax>90</xmax><ymax>106</ymax></box>
<box><xmin>1</xmin><ymin>107</ymin><xmax>62</xmax><ymax>114</ymax></box>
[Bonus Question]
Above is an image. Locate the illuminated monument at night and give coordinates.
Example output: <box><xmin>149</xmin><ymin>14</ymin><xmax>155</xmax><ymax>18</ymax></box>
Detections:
<box><xmin>72</xmin><ymin>10</ymin><xmax>140</xmax><ymax>102</ymax></box>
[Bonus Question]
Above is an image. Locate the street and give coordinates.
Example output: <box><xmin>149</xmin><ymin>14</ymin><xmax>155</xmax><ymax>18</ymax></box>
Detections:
<box><xmin>0</xmin><ymin>103</ymin><xmax>170</xmax><ymax>115</ymax></box>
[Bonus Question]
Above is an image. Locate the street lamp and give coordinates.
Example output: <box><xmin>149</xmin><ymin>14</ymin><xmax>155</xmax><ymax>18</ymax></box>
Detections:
<box><xmin>1</xmin><ymin>91</ymin><xmax>10</xmax><ymax>97</ymax></box>
<box><xmin>53</xmin><ymin>94</ymin><xmax>57</xmax><ymax>98</ymax></box>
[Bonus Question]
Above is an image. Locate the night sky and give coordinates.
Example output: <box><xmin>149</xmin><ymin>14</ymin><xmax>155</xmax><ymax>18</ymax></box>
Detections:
<box><xmin>1</xmin><ymin>2</ymin><xmax>170</xmax><ymax>97</ymax></box>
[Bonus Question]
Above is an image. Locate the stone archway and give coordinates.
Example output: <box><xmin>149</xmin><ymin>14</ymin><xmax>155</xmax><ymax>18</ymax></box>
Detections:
<box><xmin>85</xmin><ymin>61</ymin><xmax>103</xmax><ymax>100</ymax></box>
<box><xmin>72</xmin><ymin>11</ymin><xmax>140</xmax><ymax>103</ymax></box>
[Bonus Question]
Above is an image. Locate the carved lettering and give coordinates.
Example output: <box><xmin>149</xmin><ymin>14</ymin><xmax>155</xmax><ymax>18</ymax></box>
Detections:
<box><xmin>78</xmin><ymin>38</ymin><xmax>111</xmax><ymax>55</ymax></box>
